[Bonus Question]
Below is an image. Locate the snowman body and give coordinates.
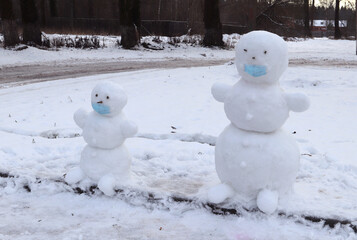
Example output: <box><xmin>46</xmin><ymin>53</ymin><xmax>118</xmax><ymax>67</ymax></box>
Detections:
<box><xmin>66</xmin><ymin>81</ymin><xmax>137</xmax><ymax>196</ymax></box>
<box><xmin>82</xmin><ymin>112</ymin><xmax>128</xmax><ymax>149</ymax></box>
<box><xmin>224</xmin><ymin>80</ymin><xmax>289</xmax><ymax>133</ymax></box>
<box><xmin>215</xmin><ymin>125</ymin><xmax>300</xmax><ymax>199</ymax></box>
<box><xmin>211</xmin><ymin>31</ymin><xmax>309</xmax><ymax>213</ymax></box>
<box><xmin>80</xmin><ymin>145</ymin><xmax>131</xmax><ymax>182</ymax></box>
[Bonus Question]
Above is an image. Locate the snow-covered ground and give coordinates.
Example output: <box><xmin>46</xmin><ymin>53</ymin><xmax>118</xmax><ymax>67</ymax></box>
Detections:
<box><xmin>0</xmin><ymin>34</ymin><xmax>235</xmax><ymax>67</ymax></box>
<box><xmin>1</xmin><ymin>37</ymin><xmax>357</xmax><ymax>239</ymax></box>
<box><xmin>1</xmin><ymin>34</ymin><xmax>356</xmax><ymax>67</ymax></box>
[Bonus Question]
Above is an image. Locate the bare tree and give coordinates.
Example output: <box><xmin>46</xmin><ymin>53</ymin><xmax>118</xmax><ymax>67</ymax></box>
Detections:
<box><xmin>20</xmin><ymin>0</ymin><xmax>42</xmax><ymax>45</ymax></box>
<box><xmin>334</xmin><ymin>0</ymin><xmax>341</xmax><ymax>39</ymax></box>
<box><xmin>188</xmin><ymin>0</ymin><xmax>204</xmax><ymax>34</ymax></box>
<box><xmin>40</xmin><ymin>0</ymin><xmax>46</xmax><ymax>26</ymax></box>
<box><xmin>319</xmin><ymin>0</ymin><xmax>334</xmax><ymax>8</ymax></box>
<box><xmin>119</xmin><ymin>0</ymin><xmax>140</xmax><ymax>49</ymax></box>
<box><xmin>247</xmin><ymin>0</ymin><xmax>257</xmax><ymax>31</ymax></box>
<box><xmin>304</xmin><ymin>0</ymin><xmax>312</xmax><ymax>37</ymax></box>
<box><xmin>49</xmin><ymin>0</ymin><xmax>57</xmax><ymax>17</ymax></box>
<box><xmin>203</xmin><ymin>0</ymin><xmax>223</xmax><ymax>47</ymax></box>
<box><xmin>256</xmin><ymin>1</ymin><xmax>291</xmax><ymax>27</ymax></box>
<box><xmin>310</xmin><ymin>0</ymin><xmax>315</xmax><ymax>28</ymax></box>
<box><xmin>0</xmin><ymin>0</ymin><xmax>20</xmax><ymax>47</ymax></box>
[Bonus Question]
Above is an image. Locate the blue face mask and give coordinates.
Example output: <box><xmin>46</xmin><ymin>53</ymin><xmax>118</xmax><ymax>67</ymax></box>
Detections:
<box><xmin>244</xmin><ymin>64</ymin><xmax>267</xmax><ymax>77</ymax></box>
<box><xmin>92</xmin><ymin>103</ymin><xmax>111</xmax><ymax>115</ymax></box>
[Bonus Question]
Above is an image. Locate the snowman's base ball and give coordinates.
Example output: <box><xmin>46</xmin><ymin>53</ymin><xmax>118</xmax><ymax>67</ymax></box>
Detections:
<box><xmin>80</xmin><ymin>145</ymin><xmax>131</xmax><ymax>182</ymax></box>
<box><xmin>215</xmin><ymin>124</ymin><xmax>300</xmax><ymax>199</ymax></box>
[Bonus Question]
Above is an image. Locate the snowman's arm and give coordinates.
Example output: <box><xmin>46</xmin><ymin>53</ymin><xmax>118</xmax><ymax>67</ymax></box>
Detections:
<box><xmin>211</xmin><ymin>82</ymin><xmax>231</xmax><ymax>103</ymax></box>
<box><xmin>284</xmin><ymin>93</ymin><xmax>310</xmax><ymax>112</ymax></box>
<box><xmin>73</xmin><ymin>108</ymin><xmax>88</xmax><ymax>129</ymax></box>
<box><xmin>121</xmin><ymin>120</ymin><xmax>138</xmax><ymax>138</ymax></box>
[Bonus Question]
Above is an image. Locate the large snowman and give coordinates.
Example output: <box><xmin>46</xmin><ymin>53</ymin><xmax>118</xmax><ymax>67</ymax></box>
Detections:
<box><xmin>65</xmin><ymin>81</ymin><xmax>137</xmax><ymax>196</ymax></box>
<box><xmin>209</xmin><ymin>31</ymin><xmax>310</xmax><ymax>214</ymax></box>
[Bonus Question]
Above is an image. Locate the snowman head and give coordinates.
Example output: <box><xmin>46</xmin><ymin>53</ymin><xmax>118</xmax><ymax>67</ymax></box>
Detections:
<box><xmin>235</xmin><ymin>31</ymin><xmax>288</xmax><ymax>85</ymax></box>
<box><xmin>91</xmin><ymin>81</ymin><xmax>128</xmax><ymax>117</ymax></box>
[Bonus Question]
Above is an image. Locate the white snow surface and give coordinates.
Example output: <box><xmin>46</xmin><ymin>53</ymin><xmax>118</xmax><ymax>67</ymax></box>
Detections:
<box><xmin>0</xmin><ymin>34</ymin><xmax>236</xmax><ymax>67</ymax></box>
<box><xmin>1</xmin><ymin>34</ymin><xmax>357</xmax><ymax>67</ymax></box>
<box><xmin>1</xmin><ymin>39</ymin><xmax>357</xmax><ymax>239</ymax></box>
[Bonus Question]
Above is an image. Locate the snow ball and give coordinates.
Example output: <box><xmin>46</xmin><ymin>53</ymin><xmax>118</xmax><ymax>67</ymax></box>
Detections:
<box><xmin>98</xmin><ymin>174</ymin><xmax>117</xmax><ymax>196</ymax></box>
<box><xmin>235</xmin><ymin>31</ymin><xmax>288</xmax><ymax>85</ymax></box>
<box><xmin>91</xmin><ymin>81</ymin><xmax>128</xmax><ymax>117</ymax></box>
<box><xmin>211</xmin><ymin>82</ymin><xmax>231</xmax><ymax>103</ymax></box>
<box><xmin>285</xmin><ymin>93</ymin><xmax>310</xmax><ymax>112</ymax></box>
<box><xmin>65</xmin><ymin>167</ymin><xmax>85</xmax><ymax>185</ymax></box>
<box><xmin>256</xmin><ymin>189</ymin><xmax>279</xmax><ymax>214</ymax></box>
<box><xmin>208</xmin><ymin>183</ymin><xmax>234</xmax><ymax>204</ymax></box>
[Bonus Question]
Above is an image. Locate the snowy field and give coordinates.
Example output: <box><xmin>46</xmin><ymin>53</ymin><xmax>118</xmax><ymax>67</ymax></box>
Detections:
<box><xmin>1</xmin><ymin>37</ymin><xmax>357</xmax><ymax>239</ymax></box>
<box><xmin>0</xmin><ymin>34</ymin><xmax>357</xmax><ymax>67</ymax></box>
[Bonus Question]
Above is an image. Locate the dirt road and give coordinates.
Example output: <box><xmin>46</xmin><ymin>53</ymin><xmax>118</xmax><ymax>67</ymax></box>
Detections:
<box><xmin>0</xmin><ymin>58</ymin><xmax>232</xmax><ymax>87</ymax></box>
<box><xmin>1</xmin><ymin>57</ymin><xmax>356</xmax><ymax>87</ymax></box>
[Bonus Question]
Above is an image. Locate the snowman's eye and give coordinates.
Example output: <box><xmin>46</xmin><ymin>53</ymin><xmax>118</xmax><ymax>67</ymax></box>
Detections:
<box><xmin>244</xmin><ymin>49</ymin><xmax>248</xmax><ymax>52</ymax></box>
<box><xmin>106</xmin><ymin>96</ymin><xmax>110</xmax><ymax>99</ymax></box>
<box><xmin>264</xmin><ymin>50</ymin><xmax>267</xmax><ymax>54</ymax></box>
<box><xmin>95</xmin><ymin>94</ymin><xmax>98</xmax><ymax>97</ymax></box>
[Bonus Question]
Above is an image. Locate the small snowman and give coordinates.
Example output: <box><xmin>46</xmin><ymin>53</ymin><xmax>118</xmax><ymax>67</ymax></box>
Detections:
<box><xmin>209</xmin><ymin>31</ymin><xmax>309</xmax><ymax>214</ymax></box>
<box><xmin>65</xmin><ymin>81</ymin><xmax>137</xmax><ymax>196</ymax></box>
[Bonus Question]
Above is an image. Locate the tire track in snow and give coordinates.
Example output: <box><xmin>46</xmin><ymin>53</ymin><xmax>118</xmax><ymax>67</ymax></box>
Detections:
<box><xmin>0</xmin><ymin>127</ymin><xmax>217</xmax><ymax>146</ymax></box>
<box><xmin>0</xmin><ymin>127</ymin><xmax>39</xmax><ymax>137</ymax></box>
<box><xmin>136</xmin><ymin>133</ymin><xmax>216</xmax><ymax>146</ymax></box>
<box><xmin>0</xmin><ymin>172</ymin><xmax>356</xmax><ymax>234</ymax></box>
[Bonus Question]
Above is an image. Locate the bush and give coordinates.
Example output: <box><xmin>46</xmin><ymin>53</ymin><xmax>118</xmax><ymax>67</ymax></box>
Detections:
<box><xmin>42</xmin><ymin>34</ymin><xmax>103</xmax><ymax>49</ymax></box>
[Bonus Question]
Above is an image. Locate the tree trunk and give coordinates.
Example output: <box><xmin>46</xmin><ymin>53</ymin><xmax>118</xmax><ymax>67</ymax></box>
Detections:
<box><xmin>334</xmin><ymin>0</ymin><xmax>341</xmax><ymax>39</ymax></box>
<box><xmin>304</xmin><ymin>0</ymin><xmax>312</xmax><ymax>37</ymax></box>
<box><xmin>20</xmin><ymin>0</ymin><xmax>42</xmax><ymax>45</ymax></box>
<box><xmin>310</xmin><ymin>0</ymin><xmax>315</xmax><ymax>28</ymax></box>
<box><xmin>88</xmin><ymin>0</ymin><xmax>94</xmax><ymax>18</ymax></box>
<box><xmin>133</xmin><ymin>0</ymin><xmax>141</xmax><ymax>35</ymax></box>
<box><xmin>70</xmin><ymin>0</ymin><xmax>75</xmax><ymax>31</ymax></box>
<box><xmin>0</xmin><ymin>0</ymin><xmax>20</xmax><ymax>47</ymax></box>
<box><xmin>119</xmin><ymin>0</ymin><xmax>140</xmax><ymax>49</ymax></box>
<box><xmin>188</xmin><ymin>0</ymin><xmax>204</xmax><ymax>34</ymax></box>
<box><xmin>247</xmin><ymin>0</ymin><xmax>257</xmax><ymax>31</ymax></box>
<box><xmin>40</xmin><ymin>0</ymin><xmax>46</xmax><ymax>26</ymax></box>
<box><xmin>203</xmin><ymin>0</ymin><xmax>223</xmax><ymax>47</ymax></box>
<box><xmin>49</xmin><ymin>0</ymin><xmax>57</xmax><ymax>17</ymax></box>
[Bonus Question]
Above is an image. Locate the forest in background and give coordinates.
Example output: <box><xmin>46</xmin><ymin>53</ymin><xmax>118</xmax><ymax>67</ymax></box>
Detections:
<box><xmin>0</xmin><ymin>0</ymin><xmax>356</xmax><ymax>49</ymax></box>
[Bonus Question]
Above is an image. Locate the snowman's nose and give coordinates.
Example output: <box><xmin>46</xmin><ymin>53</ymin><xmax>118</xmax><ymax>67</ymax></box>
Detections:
<box><xmin>97</xmin><ymin>101</ymin><xmax>103</xmax><ymax>104</ymax></box>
